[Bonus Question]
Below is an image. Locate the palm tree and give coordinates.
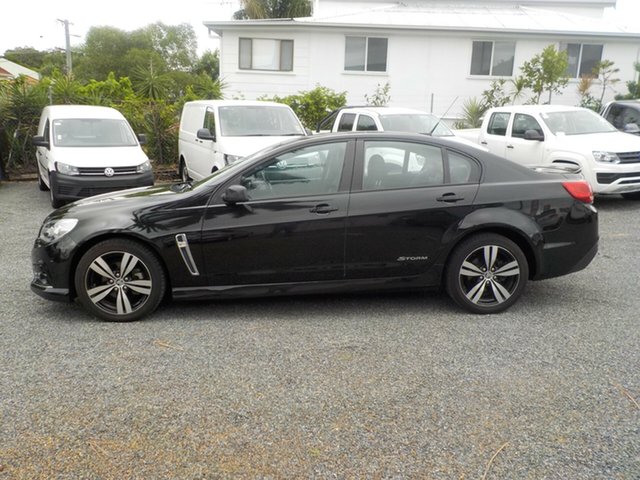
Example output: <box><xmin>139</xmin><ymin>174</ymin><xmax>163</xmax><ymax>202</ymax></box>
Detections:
<box><xmin>234</xmin><ymin>0</ymin><xmax>312</xmax><ymax>19</ymax></box>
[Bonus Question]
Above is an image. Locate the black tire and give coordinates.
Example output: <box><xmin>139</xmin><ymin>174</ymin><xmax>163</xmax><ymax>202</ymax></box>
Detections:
<box><xmin>179</xmin><ymin>160</ymin><xmax>191</xmax><ymax>183</ymax></box>
<box><xmin>445</xmin><ymin>233</ymin><xmax>529</xmax><ymax>314</ymax></box>
<box><xmin>74</xmin><ymin>239</ymin><xmax>167</xmax><ymax>322</ymax></box>
<box><xmin>621</xmin><ymin>191</ymin><xmax>640</xmax><ymax>200</ymax></box>
<box><xmin>38</xmin><ymin>171</ymin><xmax>49</xmax><ymax>191</ymax></box>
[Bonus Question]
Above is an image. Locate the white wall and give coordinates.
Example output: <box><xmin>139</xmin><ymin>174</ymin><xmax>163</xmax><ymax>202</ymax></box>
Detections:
<box><xmin>218</xmin><ymin>27</ymin><xmax>640</xmax><ymax>121</ymax></box>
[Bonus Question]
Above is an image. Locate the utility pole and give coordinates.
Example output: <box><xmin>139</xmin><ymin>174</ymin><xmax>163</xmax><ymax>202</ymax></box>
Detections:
<box><xmin>57</xmin><ymin>19</ymin><xmax>73</xmax><ymax>75</ymax></box>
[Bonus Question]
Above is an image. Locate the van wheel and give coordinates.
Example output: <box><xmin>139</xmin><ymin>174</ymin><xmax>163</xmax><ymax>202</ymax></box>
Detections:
<box><xmin>38</xmin><ymin>171</ymin><xmax>49</xmax><ymax>191</ymax></box>
<box><xmin>49</xmin><ymin>176</ymin><xmax>64</xmax><ymax>208</ymax></box>
<box><xmin>179</xmin><ymin>160</ymin><xmax>191</xmax><ymax>183</ymax></box>
<box><xmin>445</xmin><ymin>233</ymin><xmax>528</xmax><ymax>314</ymax></box>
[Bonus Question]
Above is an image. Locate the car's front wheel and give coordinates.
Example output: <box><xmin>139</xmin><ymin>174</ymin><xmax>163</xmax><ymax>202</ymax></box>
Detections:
<box><xmin>445</xmin><ymin>233</ymin><xmax>529</xmax><ymax>314</ymax></box>
<box><xmin>74</xmin><ymin>239</ymin><xmax>167</xmax><ymax>322</ymax></box>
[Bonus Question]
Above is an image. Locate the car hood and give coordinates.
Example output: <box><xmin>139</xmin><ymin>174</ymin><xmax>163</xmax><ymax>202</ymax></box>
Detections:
<box><xmin>555</xmin><ymin>131</ymin><xmax>640</xmax><ymax>152</ymax></box>
<box><xmin>52</xmin><ymin>146</ymin><xmax>149</xmax><ymax>166</ymax></box>
<box><xmin>221</xmin><ymin>135</ymin><xmax>305</xmax><ymax>157</ymax></box>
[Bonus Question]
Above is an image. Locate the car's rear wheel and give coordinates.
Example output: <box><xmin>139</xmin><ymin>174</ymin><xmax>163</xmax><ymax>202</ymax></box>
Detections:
<box><xmin>445</xmin><ymin>233</ymin><xmax>529</xmax><ymax>314</ymax></box>
<box><xmin>621</xmin><ymin>191</ymin><xmax>640</xmax><ymax>200</ymax></box>
<box><xmin>74</xmin><ymin>239</ymin><xmax>166</xmax><ymax>322</ymax></box>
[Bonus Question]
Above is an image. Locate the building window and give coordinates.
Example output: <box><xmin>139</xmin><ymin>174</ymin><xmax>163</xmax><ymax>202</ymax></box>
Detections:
<box><xmin>470</xmin><ymin>41</ymin><xmax>515</xmax><ymax>76</ymax></box>
<box><xmin>560</xmin><ymin>43</ymin><xmax>603</xmax><ymax>78</ymax></box>
<box><xmin>239</xmin><ymin>38</ymin><xmax>293</xmax><ymax>71</ymax></box>
<box><xmin>345</xmin><ymin>36</ymin><xmax>388</xmax><ymax>72</ymax></box>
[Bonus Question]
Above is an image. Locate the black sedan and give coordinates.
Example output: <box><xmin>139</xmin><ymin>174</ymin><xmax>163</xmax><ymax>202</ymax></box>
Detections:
<box><xmin>31</xmin><ymin>132</ymin><xmax>598</xmax><ymax>321</ymax></box>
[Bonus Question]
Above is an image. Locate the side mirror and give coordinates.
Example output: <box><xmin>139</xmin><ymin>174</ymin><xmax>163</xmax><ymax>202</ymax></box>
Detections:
<box><xmin>32</xmin><ymin>135</ymin><xmax>50</xmax><ymax>149</ymax></box>
<box><xmin>524</xmin><ymin>129</ymin><xmax>544</xmax><ymax>141</ymax></box>
<box><xmin>197</xmin><ymin>128</ymin><xmax>215</xmax><ymax>142</ymax></box>
<box><xmin>137</xmin><ymin>133</ymin><xmax>147</xmax><ymax>145</ymax></box>
<box><xmin>222</xmin><ymin>185</ymin><xmax>250</xmax><ymax>205</ymax></box>
<box><xmin>623</xmin><ymin>123</ymin><xmax>640</xmax><ymax>135</ymax></box>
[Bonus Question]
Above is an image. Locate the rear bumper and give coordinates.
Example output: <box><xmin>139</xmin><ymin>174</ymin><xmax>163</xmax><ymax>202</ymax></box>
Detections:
<box><xmin>51</xmin><ymin>171</ymin><xmax>154</xmax><ymax>202</ymax></box>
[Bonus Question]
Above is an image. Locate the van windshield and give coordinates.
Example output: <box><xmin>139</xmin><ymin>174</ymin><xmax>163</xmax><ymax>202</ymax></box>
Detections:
<box><xmin>379</xmin><ymin>114</ymin><xmax>454</xmax><ymax>137</ymax></box>
<box><xmin>52</xmin><ymin>118</ymin><xmax>138</xmax><ymax>147</ymax></box>
<box><xmin>219</xmin><ymin>106</ymin><xmax>305</xmax><ymax>137</ymax></box>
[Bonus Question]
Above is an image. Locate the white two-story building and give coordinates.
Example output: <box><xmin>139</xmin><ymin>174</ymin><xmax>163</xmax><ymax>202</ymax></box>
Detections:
<box><xmin>204</xmin><ymin>0</ymin><xmax>640</xmax><ymax>120</ymax></box>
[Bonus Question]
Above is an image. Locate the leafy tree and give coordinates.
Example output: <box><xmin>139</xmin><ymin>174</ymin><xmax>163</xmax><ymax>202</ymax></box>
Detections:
<box><xmin>481</xmin><ymin>79</ymin><xmax>511</xmax><ymax>108</ymax></box>
<box><xmin>616</xmin><ymin>62</ymin><xmax>640</xmax><ymax>100</ymax></box>
<box><xmin>3</xmin><ymin>47</ymin><xmax>48</xmax><ymax>70</ymax></box>
<box><xmin>364</xmin><ymin>82</ymin><xmax>391</xmax><ymax>106</ymax></box>
<box><xmin>593</xmin><ymin>60</ymin><xmax>620</xmax><ymax>106</ymax></box>
<box><xmin>234</xmin><ymin>0</ymin><xmax>312</xmax><ymax>19</ymax></box>
<box><xmin>193</xmin><ymin>50</ymin><xmax>220</xmax><ymax>80</ymax></box>
<box><xmin>520</xmin><ymin>45</ymin><xmax>569</xmax><ymax>104</ymax></box>
<box><xmin>260</xmin><ymin>85</ymin><xmax>346</xmax><ymax>130</ymax></box>
<box><xmin>144</xmin><ymin>23</ymin><xmax>198</xmax><ymax>71</ymax></box>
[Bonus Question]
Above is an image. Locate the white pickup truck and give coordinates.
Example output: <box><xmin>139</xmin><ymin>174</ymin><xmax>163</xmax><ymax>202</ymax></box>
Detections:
<box><xmin>455</xmin><ymin>105</ymin><xmax>640</xmax><ymax>199</ymax></box>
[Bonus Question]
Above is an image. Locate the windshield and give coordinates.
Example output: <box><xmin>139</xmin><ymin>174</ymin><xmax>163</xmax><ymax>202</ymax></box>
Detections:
<box><xmin>219</xmin><ymin>105</ymin><xmax>305</xmax><ymax>137</ymax></box>
<box><xmin>52</xmin><ymin>118</ymin><xmax>138</xmax><ymax>147</ymax></box>
<box><xmin>541</xmin><ymin>110</ymin><xmax>617</xmax><ymax>135</ymax></box>
<box><xmin>379</xmin><ymin>114</ymin><xmax>454</xmax><ymax>136</ymax></box>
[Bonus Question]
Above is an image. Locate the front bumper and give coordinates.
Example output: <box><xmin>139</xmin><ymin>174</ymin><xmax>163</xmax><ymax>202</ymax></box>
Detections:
<box><xmin>51</xmin><ymin>171</ymin><xmax>154</xmax><ymax>202</ymax></box>
<box><xmin>589</xmin><ymin>164</ymin><xmax>640</xmax><ymax>194</ymax></box>
<box><xmin>30</xmin><ymin>236</ymin><xmax>75</xmax><ymax>303</ymax></box>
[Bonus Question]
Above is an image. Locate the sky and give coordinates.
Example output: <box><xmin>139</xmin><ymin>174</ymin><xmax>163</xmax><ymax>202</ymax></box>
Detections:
<box><xmin>0</xmin><ymin>0</ymin><xmax>241</xmax><ymax>56</ymax></box>
<box><xmin>1</xmin><ymin>0</ymin><xmax>639</xmax><ymax>57</ymax></box>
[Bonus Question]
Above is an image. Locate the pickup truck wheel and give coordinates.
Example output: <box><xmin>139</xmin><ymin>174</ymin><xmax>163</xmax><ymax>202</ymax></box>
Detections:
<box><xmin>74</xmin><ymin>239</ymin><xmax>167</xmax><ymax>322</ymax></box>
<box><xmin>621</xmin><ymin>192</ymin><xmax>640</xmax><ymax>201</ymax></box>
<box><xmin>445</xmin><ymin>233</ymin><xmax>528</xmax><ymax>314</ymax></box>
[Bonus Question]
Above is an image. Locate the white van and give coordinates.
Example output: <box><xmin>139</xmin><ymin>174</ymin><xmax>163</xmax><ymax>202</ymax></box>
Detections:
<box><xmin>178</xmin><ymin>100</ymin><xmax>307</xmax><ymax>182</ymax></box>
<box><xmin>33</xmin><ymin>105</ymin><xmax>153</xmax><ymax>208</ymax></box>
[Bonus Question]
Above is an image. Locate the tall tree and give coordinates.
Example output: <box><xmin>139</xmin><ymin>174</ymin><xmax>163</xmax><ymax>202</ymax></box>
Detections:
<box><xmin>520</xmin><ymin>45</ymin><xmax>569</xmax><ymax>104</ymax></box>
<box><xmin>234</xmin><ymin>0</ymin><xmax>312</xmax><ymax>19</ymax></box>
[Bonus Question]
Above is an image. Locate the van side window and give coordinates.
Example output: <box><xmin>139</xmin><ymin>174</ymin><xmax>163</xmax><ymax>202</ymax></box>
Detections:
<box><xmin>204</xmin><ymin>108</ymin><xmax>216</xmax><ymax>135</ymax></box>
<box><xmin>337</xmin><ymin>113</ymin><xmax>356</xmax><ymax>132</ymax></box>
<box><xmin>487</xmin><ymin>112</ymin><xmax>510</xmax><ymax>136</ymax></box>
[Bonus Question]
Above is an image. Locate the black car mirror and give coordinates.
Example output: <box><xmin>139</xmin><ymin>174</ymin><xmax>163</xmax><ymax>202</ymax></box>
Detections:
<box><xmin>137</xmin><ymin>133</ymin><xmax>147</xmax><ymax>145</ymax></box>
<box><xmin>623</xmin><ymin>123</ymin><xmax>640</xmax><ymax>135</ymax></box>
<box><xmin>32</xmin><ymin>135</ymin><xmax>50</xmax><ymax>149</ymax></box>
<box><xmin>197</xmin><ymin>128</ymin><xmax>216</xmax><ymax>142</ymax></box>
<box><xmin>524</xmin><ymin>129</ymin><xmax>544</xmax><ymax>141</ymax></box>
<box><xmin>222</xmin><ymin>185</ymin><xmax>250</xmax><ymax>205</ymax></box>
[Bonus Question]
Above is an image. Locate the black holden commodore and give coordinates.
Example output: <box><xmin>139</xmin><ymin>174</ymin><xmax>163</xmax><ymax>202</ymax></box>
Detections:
<box><xmin>31</xmin><ymin>132</ymin><xmax>598</xmax><ymax>322</ymax></box>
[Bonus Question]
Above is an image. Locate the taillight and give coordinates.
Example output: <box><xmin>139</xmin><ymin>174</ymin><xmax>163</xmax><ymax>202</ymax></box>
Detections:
<box><xmin>562</xmin><ymin>181</ymin><xmax>593</xmax><ymax>204</ymax></box>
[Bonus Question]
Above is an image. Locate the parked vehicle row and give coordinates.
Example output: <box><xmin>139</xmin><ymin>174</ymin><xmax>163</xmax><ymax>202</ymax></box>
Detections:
<box><xmin>31</xmin><ymin>132</ymin><xmax>598</xmax><ymax>322</ymax></box>
<box><xmin>454</xmin><ymin>105</ymin><xmax>640</xmax><ymax>200</ymax></box>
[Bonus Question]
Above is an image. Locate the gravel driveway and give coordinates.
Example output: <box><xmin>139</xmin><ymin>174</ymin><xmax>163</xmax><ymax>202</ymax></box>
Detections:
<box><xmin>1</xmin><ymin>181</ymin><xmax>638</xmax><ymax>479</ymax></box>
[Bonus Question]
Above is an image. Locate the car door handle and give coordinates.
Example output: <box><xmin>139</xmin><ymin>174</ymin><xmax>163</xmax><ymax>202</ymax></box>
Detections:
<box><xmin>437</xmin><ymin>193</ymin><xmax>465</xmax><ymax>203</ymax></box>
<box><xmin>310</xmin><ymin>203</ymin><xmax>338</xmax><ymax>214</ymax></box>
<box><xmin>507</xmin><ymin>144</ymin><xmax>514</xmax><ymax>149</ymax></box>
<box><xmin>480</xmin><ymin>141</ymin><xmax>488</xmax><ymax>145</ymax></box>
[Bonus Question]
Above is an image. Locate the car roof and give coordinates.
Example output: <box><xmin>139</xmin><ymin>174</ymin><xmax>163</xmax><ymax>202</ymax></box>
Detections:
<box><xmin>43</xmin><ymin>105</ymin><xmax>125</xmax><ymax>119</ymax></box>
<box><xmin>185</xmin><ymin>100</ymin><xmax>291</xmax><ymax>108</ymax></box>
<box><xmin>338</xmin><ymin>106</ymin><xmax>436</xmax><ymax>117</ymax></box>
<box><xmin>490</xmin><ymin>105</ymin><xmax>587</xmax><ymax>113</ymax></box>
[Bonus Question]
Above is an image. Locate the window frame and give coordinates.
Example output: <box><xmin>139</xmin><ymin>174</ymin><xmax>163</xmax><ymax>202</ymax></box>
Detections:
<box><xmin>559</xmin><ymin>42</ymin><xmax>603</xmax><ymax>78</ymax></box>
<box><xmin>470</xmin><ymin>40</ymin><xmax>516</xmax><ymax>77</ymax></box>
<box><xmin>238</xmin><ymin>37</ymin><xmax>294</xmax><ymax>72</ymax></box>
<box><xmin>344</xmin><ymin>36</ymin><xmax>389</xmax><ymax>73</ymax></box>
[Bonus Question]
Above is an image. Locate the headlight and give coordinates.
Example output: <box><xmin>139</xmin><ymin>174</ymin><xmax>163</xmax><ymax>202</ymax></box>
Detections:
<box><xmin>56</xmin><ymin>162</ymin><xmax>80</xmax><ymax>175</ymax></box>
<box><xmin>224</xmin><ymin>154</ymin><xmax>242</xmax><ymax>165</ymax></box>
<box><xmin>38</xmin><ymin>218</ymin><xmax>78</xmax><ymax>244</ymax></box>
<box><xmin>593</xmin><ymin>151</ymin><xmax>620</xmax><ymax>163</ymax></box>
<box><xmin>136</xmin><ymin>160</ymin><xmax>152</xmax><ymax>173</ymax></box>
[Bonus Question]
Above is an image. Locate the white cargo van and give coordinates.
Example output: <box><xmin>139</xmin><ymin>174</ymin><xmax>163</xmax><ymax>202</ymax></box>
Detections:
<box><xmin>178</xmin><ymin>100</ymin><xmax>307</xmax><ymax>182</ymax></box>
<box><xmin>33</xmin><ymin>105</ymin><xmax>153</xmax><ymax>208</ymax></box>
